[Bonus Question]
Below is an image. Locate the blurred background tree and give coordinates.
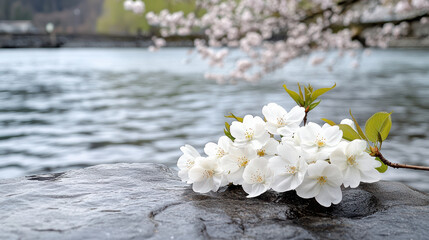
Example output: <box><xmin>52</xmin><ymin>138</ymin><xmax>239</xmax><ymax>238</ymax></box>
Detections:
<box><xmin>96</xmin><ymin>0</ymin><xmax>195</xmax><ymax>35</ymax></box>
<box><xmin>0</xmin><ymin>0</ymin><xmax>195</xmax><ymax>35</ymax></box>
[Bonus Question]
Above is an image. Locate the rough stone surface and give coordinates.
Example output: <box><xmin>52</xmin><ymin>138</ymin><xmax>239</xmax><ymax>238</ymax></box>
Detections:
<box><xmin>1</xmin><ymin>163</ymin><xmax>429</xmax><ymax>240</ymax></box>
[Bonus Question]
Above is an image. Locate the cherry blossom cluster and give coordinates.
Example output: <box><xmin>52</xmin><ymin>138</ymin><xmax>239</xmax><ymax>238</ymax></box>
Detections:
<box><xmin>177</xmin><ymin>103</ymin><xmax>381</xmax><ymax>207</ymax></box>
<box><xmin>125</xmin><ymin>0</ymin><xmax>429</xmax><ymax>82</ymax></box>
<box><xmin>123</xmin><ymin>0</ymin><xmax>145</xmax><ymax>14</ymax></box>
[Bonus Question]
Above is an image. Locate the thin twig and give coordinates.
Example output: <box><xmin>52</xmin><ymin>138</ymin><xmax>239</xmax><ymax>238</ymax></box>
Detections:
<box><xmin>303</xmin><ymin>109</ymin><xmax>308</xmax><ymax>126</ymax></box>
<box><xmin>375</xmin><ymin>152</ymin><xmax>429</xmax><ymax>171</ymax></box>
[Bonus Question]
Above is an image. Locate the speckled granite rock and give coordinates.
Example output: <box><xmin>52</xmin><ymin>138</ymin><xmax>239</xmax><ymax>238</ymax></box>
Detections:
<box><xmin>0</xmin><ymin>163</ymin><xmax>428</xmax><ymax>239</ymax></box>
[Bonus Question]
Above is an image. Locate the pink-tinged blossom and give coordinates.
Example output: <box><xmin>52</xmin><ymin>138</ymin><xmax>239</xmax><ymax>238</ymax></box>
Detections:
<box><xmin>123</xmin><ymin>0</ymin><xmax>427</xmax><ymax>82</ymax></box>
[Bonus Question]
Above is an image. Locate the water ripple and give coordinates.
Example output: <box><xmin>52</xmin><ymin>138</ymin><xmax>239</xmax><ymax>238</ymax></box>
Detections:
<box><xmin>0</xmin><ymin>48</ymin><xmax>428</xmax><ymax>192</ymax></box>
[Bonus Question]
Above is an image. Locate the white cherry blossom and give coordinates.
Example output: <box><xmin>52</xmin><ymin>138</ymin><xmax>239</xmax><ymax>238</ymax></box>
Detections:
<box><xmin>301</xmin><ymin>149</ymin><xmax>326</xmax><ymax>165</ymax></box>
<box><xmin>204</xmin><ymin>136</ymin><xmax>233</xmax><ymax>159</ymax></box>
<box><xmin>177</xmin><ymin>144</ymin><xmax>201</xmax><ymax>182</ymax></box>
<box><xmin>263</xmin><ymin>103</ymin><xmax>305</xmax><ymax>136</ymax></box>
<box><xmin>330</xmin><ymin>139</ymin><xmax>381</xmax><ymax>188</ymax></box>
<box><xmin>269</xmin><ymin>142</ymin><xmax>308</xmax><ymax>192</ymax></box>
<box><xmin>123</xmin><ymin>0</ymin><xmax>134</xmax><ymax>11</ymax></box>
<box><xmin>230</xmin><ymin>115</ymin><xmax>269</xmax><ymax>149</ymax></box>
<box><xmin>125</xmin><ymin>0</ymin><xmax>427</xmax><ymax>82</ymax></box>
<box><xmin>340</xmin><ymin>118</ymin><xmax>356</xmax><ymax>131</ymax></box>
<box><xmin>188</xmin><ymin>156</ymin><xmax>226</xmax><ymax>193</ymax></box>
<box><xmin>131</xmin><ymin>0</ymin><xmax>145</xmax><ymax>14</ymax></box>
<box><xmin>242</xmin><ymin>157</ymin><xmax>273</xmax><ymax>198</ymax></box>
<box><xmin>295</xmin><ymin>161</ymin><xmax>343</xmax><ymax>207</ymax></box>
<box><xmin>255</xmin><ymin>138</ymin><xmax>279</xmax><ymax>158</ymax></box>
<box><xmin>297</xmin><ymin>122</ymin><xmax>343</xmax><ymax>161</ymax></box>
<box><xmin>220</xmin><ymin>145</ymin><xmax>258</xmax><ymax>184</ymax></box>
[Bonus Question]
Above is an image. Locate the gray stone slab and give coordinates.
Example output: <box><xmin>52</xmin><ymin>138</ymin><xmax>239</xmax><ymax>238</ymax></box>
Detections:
<box><xmin>0</xmin><ymin>163</ymin><xmax>428</xmax><ymax>239</ymax></box>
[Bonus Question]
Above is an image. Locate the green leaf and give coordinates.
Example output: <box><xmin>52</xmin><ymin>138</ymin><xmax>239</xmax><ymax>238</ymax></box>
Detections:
<box><xmin>308</xmin><ymin>100</ymin><xmax>321</xmax><ymax>111</ymax></box>
<box><xmin>224</xmin><ymin>129</ymin><xmax>235</xmax><ymax>141</ymax></box>
<box><xmin>364</xmin><ymin>112</ymin><xmax>392</xmax><ymax>143</ymax></box>
<box><xmin>375</xmin><ymin>157</ymin><xmax>388</xmax><ymax>173</ymax></box>
<box><xmin>377</xmin><ymin>131</ymin><xmax>383</xmax><ymax>148</ymax></box>
<box><xmin>304</xmin><ymin>86</ymin><xmax>312</xmax><ymax>105</ymax></box>
<box><xmin>338</xmin><ymin>124</ymin><xmax>362</xmax><ymax>141</ymax></box>
<box><xmin>225</xmin><ymin>122</ymin><xmax>230</xmax><ymax>132</ymax></box>
<box><xmin>311</xmin><ymin>83</ymin><xmax>336</xmax><ymax>100</ymax></box>
<box><xmin>283</xmin><ymin>84</ymin><xmax>303</xmax><ymax>106</ymax></box>
<box><xmin>225</xmin><ymin>113</ymin><xmax>243</xmax><ymax>122</ymax></box>
<box><xmin>297</xmin><ymin>83</ymin><xmax>304</xmax><ymax>100</ymax></box>
<box><xmin>349</xmin><ymin>110</ymin><xmax>368</xmax><ymax>141</ymax></box>
<box><xmin>321</xmin><ymin>118</ymin><xmax>336</xmax><ymax>126</ymax></box>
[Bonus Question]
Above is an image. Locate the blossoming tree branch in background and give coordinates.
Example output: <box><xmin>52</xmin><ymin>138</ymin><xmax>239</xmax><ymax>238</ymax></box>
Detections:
<box><xmin>177</xmin><ymin>83</ymin><xmax>429</xmax><ymax>207</ymax></box>
<box><xmin>124</xmin><ymin>0</ymin><xmax>429</xmax><ymax>82</ymax></box>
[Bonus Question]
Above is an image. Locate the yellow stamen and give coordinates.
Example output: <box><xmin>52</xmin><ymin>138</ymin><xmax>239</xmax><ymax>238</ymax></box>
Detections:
<box><xmin>204</xmin><ymin>170</ymin><xmax>214</xmax><ymax>178</ymax></box>
<box><xmin>287</xmin><ymin>166</ymin><xmax>297</xmax><ymax>174</ymax></box>
<box><xmin>186</xmin><ymin>160</ymin><xmax>195</xmax><ymax>169</ymax></box>
<box><xmin>238</xmin><ymin>157</ymin><xmax>249</xmax><ymax>167</ymax></box>
<box><xmin>347</xmin><ymin>156</ymin><xmax>356</xmax><ymax>166</ymax></box>
<box><xmin>277</xmin><ymin>117</ymin><xmax>286</xmax><ymax>126</ymax></box>
<box><xmin>251</xmin><ymin>171</ymin><xmax>264</xmax><ymax>183</ymax></box>
<box><xmin>244</xmin><ymin>128</ymin><xmax>254</xmax><ymax>140</ymax></box>
<box><xmin>257</xmin><ymin>149</ymin><xmax>266</xmax><ymax>157</ymax></box>
<box><xmin>317</xmin><ymin>176</ymin><xmax>327</xmax><ymax>185</ymax></box>
<box><xmin>316</xmin><ymin>135</ymin><xmax>326</xmax><ymax>148</ymax></box>
<box><xmin>255</xmin><ymin>175</ymin><xmax>264</xmax><ymax>183</ymax></box>
<box><xmin>217</xmin><ymin>148</ymin><xmax>226</xmax><ymax>158</ymax></box>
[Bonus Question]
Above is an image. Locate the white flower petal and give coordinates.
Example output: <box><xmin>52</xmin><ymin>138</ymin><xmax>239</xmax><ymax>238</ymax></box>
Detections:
<box><xmin>230</xmin><ymin>121</ymin><xmax>246</xmax><ymax>139</ymax></box>
<box><xmin>204</xmin><ymin>142</ymin><xmax>218</xmax><ymax>157</ymax></box>
<box><xmin>192</xmin><ymin>178</ymin><xmax>214</xmax><ymax>193</ymax></box>
<box><xmin>340</xmin><ymin>118</ymin><xmax>356</xmax><ymax>131</ymax></box>
<box><xmin>227</xmin><ymin>167</ymin><xmax>245</xmax><ymax>185</ymax></box>
<box><xmin>178</xmin><ymin>169</ymin><xmax>190</xmax><ymax>182</ymax></box>
<box><xmin>307</xmin><ymin>160</ymin><xmax>329</xmax><ymax>176</ymax></box>
<box><xmin>298</xmin><ymin>122</ymin><xmax>320</xmax><ymax>145</ymax></box>
<box><xmin>188</xmin><ymin>165</ymin><xmax>206</xmax><ymax>183</ymax></box>
<box><xmin>263</xmin><ymin>138</ymin><xmax>280</xmax><ymax>156</ymax></box>
<box><xmin>242</xmin><ymin>182</ymin><xmax>270</xmax><ymax>198</ymax></box>
<box><xmin>285</xmin><ymin>106</ymin><xmax>305</xmax><ymax>123</ymax></box>
<box><xmin>218</xmin><ymin>136</ymin><xmax>232</xmax><ymax>151</ymax></box>
<box><xmin>277</xmin><ymin>126</ymin><xmax>295</xmax><ymax>137</ymax></box>
<box><xmin>329</xmin><ymin>147</ymin><xmax>348</xmax><ymax>171</ymax></box>
<box><xmin>359</xmin><ymin>168</ymin><xmax>381</xmax><ymax>183</ymax></box>
<box><xmin>180</xmin><ymin>144</ymin><xmax>200</xmax><ymax>158</ymax></box>
<box><xmin>345</xmin><ymin>139</ymin><xmax>367</xmax><ymax>157</ymax></box>
<box><xmin>342</xmin><ymin>167</ymin><xmax>361</xmax><ymax>188</ymax></box>
<box><xmin>322</xmin><ymin>125</ymin><xmax>342</xmax><ymax>146</ymax></box>
<box><xmin>277</xmin><ymin>142</ymin><xmax>300</xmax><ymax>163</ymax></box>
<box><xmin>323</xmin><ymin>164</ymin><xmax>343</xmax><ymax>186</ymax></box>
<box><xmin>315</xmin><ymin>184</ymin><xmax>342</xmax><ymax>207</ymax></box>
<box><xmin>268</xmin><ymin>156</ymin><xmax>287</xmax><ymax>175</ymax></box>
<box><xmin>220</xmin><ymin>155</ymin><xmax>240</xmax><ymax>173</ymax></box>
<box><xmin>271</xmin><ymin>175</ymin><xmax>294</xmax><ymax>192</ymax></box>
<box><xmin>296</xmin><ymin>177</ymin><xmax>321</xmax><ymax>199</ymax></box>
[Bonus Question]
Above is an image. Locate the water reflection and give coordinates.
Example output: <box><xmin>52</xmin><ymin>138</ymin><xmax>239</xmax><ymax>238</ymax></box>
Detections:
<box><xmin>0</xmin><ymin>48</ymin><xmax>428</xmax><ymax>192</ymax></box>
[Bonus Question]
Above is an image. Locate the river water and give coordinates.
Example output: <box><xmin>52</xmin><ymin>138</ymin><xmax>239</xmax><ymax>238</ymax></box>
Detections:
<box><xmin>0</xmin><ymin>48</ymin><xmax>428</xmax><ymax>192</ymax></box>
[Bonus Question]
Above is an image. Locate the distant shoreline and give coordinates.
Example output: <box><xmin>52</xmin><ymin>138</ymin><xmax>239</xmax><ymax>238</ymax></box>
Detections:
<box><xmin>1</xmin><ymin>33</ymin><xmax>428</xmax><ymax>49</ymax></box>
<box><xmin>0</xmin><ymin>33</ymin><xmax>197</xmax><ymax>48</ymax></box>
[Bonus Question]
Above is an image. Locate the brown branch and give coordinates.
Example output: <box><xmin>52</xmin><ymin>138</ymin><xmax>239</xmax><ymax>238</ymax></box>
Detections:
<box><xmin>303</xmin><ymin>107</ymin><xmax>309</xmax><ymax>125</ymax></box>
<box><xmin>375</xmin><ymin>152</ymin><xmax>429</xmax><ymax>171</ymax></box>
